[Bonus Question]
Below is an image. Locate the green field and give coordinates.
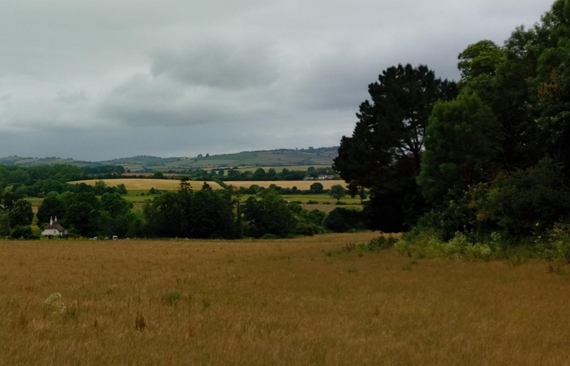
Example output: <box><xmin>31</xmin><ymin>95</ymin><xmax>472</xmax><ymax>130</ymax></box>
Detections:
<box><xmin>28</xmin><ymin>187</ymin><xmax>363</xmax><ymax>214</ymax></box>
<box><xmin>122</xmin><ymin>191</ymin><xmax>363</xmax><ymax>213</ymax></box>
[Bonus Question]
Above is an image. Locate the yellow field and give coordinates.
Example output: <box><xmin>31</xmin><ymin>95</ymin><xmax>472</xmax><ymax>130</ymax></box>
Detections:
<box><xmin>224</xmin><ymin>180</ymin><xmax>346</xmax><ymax>190</ymax></box>
<box><xmin>72</xmin><ymin>179</ymin><xmax>347</xmax><ymax>191</ymax></box>
<box><xmin>72</xmin><ymin>179</ymin><xmax>223</xmax><ymax>190</ymax></box>
<box><xmin>2</xmin><ymin>233</ymin><xmax>570</xmax><ymax>365</ymax></box>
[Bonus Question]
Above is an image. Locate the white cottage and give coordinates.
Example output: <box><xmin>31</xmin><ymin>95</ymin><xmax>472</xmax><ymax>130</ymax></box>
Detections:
<box><xmin>41</xmin><ymin>217</ymin><xmax>67</xmax><ymax>236</ymax></box>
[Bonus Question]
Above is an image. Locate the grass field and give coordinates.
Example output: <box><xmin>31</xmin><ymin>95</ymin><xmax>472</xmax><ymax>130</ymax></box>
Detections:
<box><xmin>72</xmin><ymin>179</ymin><xmax>218</xmax><ymax>191</ymax></box>
<box><xmin>233</xmin><ymin>165</ymin><xmax>324</xmax><ymax>172</ymax></box>
<box><xmin>72</xmin><ymin>179</ymin><xmax>347</xmax><ymax>191</ymax></box>
<box><xmin>224</xmin><ymin>180</ymin><xmax>345</xmax><ymax>190</ymax></box>
<box><xmin>2</xmin><ymin>233</ymin><xmax>570</xmax><ymax>365</ymax></box>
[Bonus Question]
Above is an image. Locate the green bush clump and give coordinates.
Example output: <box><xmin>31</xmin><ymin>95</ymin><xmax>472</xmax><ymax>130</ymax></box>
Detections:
<box><xmin>165</xmin><ymin>289</ymin><xmax>185</xmax><ymax>305</ymax></box>
<box><xmin>395</xmin><ymin>230</ymin><xmax>494</xmax><ymax>260</ymax></box>
<box><xmin>323</xmin><ymin>208</ymin><xmax>365</xmax><ymax>233</ymax></box>
<box><xmin>296</xmin><ymin>223</ymin><xmax>324</xmax><ymax>236</ymax></box>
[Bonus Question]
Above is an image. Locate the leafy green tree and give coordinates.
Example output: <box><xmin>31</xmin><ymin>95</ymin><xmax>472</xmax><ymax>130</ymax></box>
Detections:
<box><xmin>418</xmin><ymin>93</ymin><xmax>501</xmax><ymax>203</ymax></box>
<box><xmin>458</xmin><ymin>40</ymin><xmax>505</xmax><ymax>80</ymax></box>
<box><xmin>37</xmin><ymin>192</ymin><xmax>65</xmax><ymax>227</ymax></box>
<box><xmin>0</xmin><ymin>212</ymin><xmax>10</xmax><ymax>236</ymax></box>
<box><xmin>243</xmin><ymin>189</ymin><xmax>296</xmax><ymax>238</ymax></box>
<box><xmin>187</xmin><ymin>189</ymin><xmax>236</xmax><ymax>238</ymax></box>
<box><xmin>143</xmin><ymin>192</ymin><xmax>184</xmax><ymax>237</ymax></box>
<box><xmin>329</xmin><ymin>184</ymin><xmax>347</xmax><ymax>202</ymax></box>
<box><xmin>143</xmin><ymin>186</ymin><xmax>236</xmax><ymax>239</ymax></box>
<box><xmin>101</xmin><ymin>192</ymin><xmax>133</xmax><ymax>217</ymax></box>
<box><xmin>267</xmin><ymin>168</ymin><xmax>277</xmax><ymax>179</ymax></box>
<box><xmin>482</xmin><ymin>158</ymin><xmax>570</xmax><ymax>240</ymax></box>
<box><xmin>93</xmin><ymin>180</ymin><xmax>108</xmax><ymax>195</ymax></box>
<box><xmin>10</xmin><ymin>225</ymin><xmax>33</xmax><ymax>239</ymax></box>
<box><xmin>252</xmin><ymin>168</ymin><xmax>267</xmax><ymax>181</ymax></box>
<box><xmin>310</xmin><ymin>182</ymin><xmax>324</xmax><ymax>194</ymax></box>
<box><xmin>8</xmin><ymin>199</ymin><xmax>33</xmax><ymax>227</ymax></box>
<box><xmin>323</xmin><ymin>208</ymin><xmax>364</xmax><ymax>233</ymax></box>
<box><xmin>116</xmin><ymin>184</ymin><xmax>128</xmax><ymax>195</ymax></box>
<box><xmin>65</xmin><ymin>201</ymin><xmax>101</xmax><ymax>237</ymax></box>
<box><xmin>413</xmin><ymin>0</ymin><xmax>570</xmax><ymax>244</ymax></box>
<box><xmin>334</xmin><ymin>64</ymin><xmax>457</xmax><ymax>231</ymax></box>
<box><xmin>2</xmin><ymin>189</ymin><xmax>24</xmax><ymax>210</ymax></box>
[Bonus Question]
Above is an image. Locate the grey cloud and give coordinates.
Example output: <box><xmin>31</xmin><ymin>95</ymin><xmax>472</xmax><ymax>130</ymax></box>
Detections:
<box><xmin>56</xmin><ymin>89</ymin><xmax>87</xmax><ymax>104</ymax></box>
<box><xmin>0</xmin><ymin>0</ymin><xmax>554</xmax><ymax>160</ymax></box>
<box><xmin>150</xmin><ymin>40</ymin><xmax>279</xmax><ymax>89</ymax></box>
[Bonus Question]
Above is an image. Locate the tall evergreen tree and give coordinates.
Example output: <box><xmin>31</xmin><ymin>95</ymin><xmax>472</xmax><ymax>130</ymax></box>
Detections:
<box><xmin>334</xmin><ymin>64</ymin><xmax>457</xmax><ymax>231</ymax></box>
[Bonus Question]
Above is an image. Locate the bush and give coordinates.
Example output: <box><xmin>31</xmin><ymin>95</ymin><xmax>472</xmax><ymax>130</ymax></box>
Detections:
<box><xmin>10</xmin><ymin>225</ymin><xmax>35</xmax><ymax>239</ymax></box>
<box><xmin>483</xmin><ymin>158</ymin><xmax>570</xmax><ymax>241</ymax></box>
<box><xmin>395</xmin><ymin>230</ymin><xmax>493</xmax><ymax>260</ymax></box>
<box><xmin>323</xmin><ymin>208</ymin><xmax>364</xmax><ymax>233</ymax></box>
<box><xmin>260</xmin><ymin>233</ymin><xmax>281</xmax><ymax>240</ymax></box>
<box><xmin>296</xmin><ymin>223</ymin><xmax>324</xmax><ymax>236</ymax></box>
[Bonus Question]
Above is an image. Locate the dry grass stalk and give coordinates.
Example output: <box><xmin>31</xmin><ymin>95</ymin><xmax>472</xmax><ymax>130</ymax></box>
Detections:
<box><xmin>1</xmin><ymin>232</ymin><xmax>570</xmax><ymax>365</ymax></box>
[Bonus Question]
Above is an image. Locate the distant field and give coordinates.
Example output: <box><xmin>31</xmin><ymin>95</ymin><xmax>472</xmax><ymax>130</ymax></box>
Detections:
<box><xmin>234</xmin><ymin>165</ymin><xmax>326</xmax><ymax>172</ymax></box>
<box><xmin>72</xmin><ymin>179</ymin><xmax>223</xmax><ymax>191</ymax></box>
<box><xmin>72</xmin><ymin>179</ymin><xmax>347</xmax><ymax>191</ymax></box>
<box><xmin>2</xmin><ymin>233</ymin><xmax>570</xmax><ymax>365</ymax></box>
<box><xmin>224</xmin><ymin>180</ymin><xmax>346</xmax><ymax>190</ymax></box>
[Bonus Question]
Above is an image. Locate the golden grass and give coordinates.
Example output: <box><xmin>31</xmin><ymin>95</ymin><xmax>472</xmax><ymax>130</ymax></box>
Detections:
<box><xmin>224</xmin><ymin>180</ymin><xmax>346</xmax><ymax>190</ymax></box>
<box><xmin>72</xmin><ymin>179</ymin><xmax>347</xmax><ymax>191</ymax></box>
<box><xmin>71</xmin><ymin>179</ymin><xmax>223</xmax><ymax>191</ymax></box>
<box><xmin>2</xmin><ymin>233</ymin><xmax>570</xmax><ymax>365</ymax></box>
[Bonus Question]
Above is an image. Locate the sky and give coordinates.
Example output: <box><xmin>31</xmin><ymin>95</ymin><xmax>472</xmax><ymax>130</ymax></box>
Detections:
<box><xmin>0</xmin><ymin>0</ymin><xmax>553</xmax><ymax>161</ymax></box>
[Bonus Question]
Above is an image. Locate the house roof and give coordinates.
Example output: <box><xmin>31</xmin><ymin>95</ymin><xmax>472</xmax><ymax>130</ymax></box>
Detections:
<box><xmin>43</xmin><ymin>222</ymin><xmax>65</xmax><ymax>232</ymax></box>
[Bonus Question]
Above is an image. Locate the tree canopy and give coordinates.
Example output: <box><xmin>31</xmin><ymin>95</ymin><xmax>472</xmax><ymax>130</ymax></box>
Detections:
<box><xmin>336</xmin><ymin>0</ymin><xmax>570</xmax><ymax>245</ymax></box>
<box><xmin>334</xmin><ymin>64</ymin><xmax>457</xmax><ymax>231</ymax></box>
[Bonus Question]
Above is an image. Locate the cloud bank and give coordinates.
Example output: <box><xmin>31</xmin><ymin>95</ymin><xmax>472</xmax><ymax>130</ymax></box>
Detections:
<box><xmin>0</xmin><ymin>0</ymin><xmax>552</xmax><ymax>160</ymax></box>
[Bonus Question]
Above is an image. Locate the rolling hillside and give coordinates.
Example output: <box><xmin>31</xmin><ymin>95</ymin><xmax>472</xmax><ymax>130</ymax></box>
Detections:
<box><xmin>0</xmin><ymin>147</ymin><xmax>338</xmax><ymax>173</ymax></box>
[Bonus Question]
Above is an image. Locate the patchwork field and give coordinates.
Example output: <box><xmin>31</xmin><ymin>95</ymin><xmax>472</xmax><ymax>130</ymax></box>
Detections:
<box><xmin>72</xmin><ymin>178</ymin><xmax>209</xmax><ymax>191</ymax></box>
<box><xmin>72</xmin><ymin>179</ymin><xmax>347</xmax><ymax>191</ymax></box>
<box><xmin>1</xmin><ymin>233</ymin><xmax>569</xmax><ymax>365</ymax></box>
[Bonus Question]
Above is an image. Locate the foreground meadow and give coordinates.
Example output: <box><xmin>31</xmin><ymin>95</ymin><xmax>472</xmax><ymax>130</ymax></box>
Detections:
<box><xmin>1</xmin><ymin>233</ymin><xmax>570</xmax><ymax>365</ymax></box>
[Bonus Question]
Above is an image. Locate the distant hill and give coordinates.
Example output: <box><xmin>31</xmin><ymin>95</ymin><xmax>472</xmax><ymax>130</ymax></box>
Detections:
<box><xmin>0</xmin><ymin>156</ymin><xmax>98</xmax><ymax>167</ymax></box>
<box><xmin>0</xmin><ymin>147</ymin><xmax>339</xmax><ymax>173</ymax></box>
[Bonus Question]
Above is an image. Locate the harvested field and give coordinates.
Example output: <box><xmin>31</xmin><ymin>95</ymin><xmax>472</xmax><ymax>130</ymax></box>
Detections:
<box><xmin>71</xmin><ymin>179</ymin><xmax>223</xmax><ymax>191</ymax></box>
<box><xmin>1</xmin><ymin>233</ymin><xmax>570</xmax><ymax>365</ymax></box>
<box><xmin>71</xmin><ymin>179</ymin><xmax>346</xmax><ymax>191</ymax></box>
<box><xmin>224</xmin><ymin>180</ymin><xmax>346</xmax><ymax>190</ymax></box>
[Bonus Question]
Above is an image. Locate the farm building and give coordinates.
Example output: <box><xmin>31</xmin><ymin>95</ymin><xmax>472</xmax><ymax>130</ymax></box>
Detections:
<box><xmin>41</xmin><ymin>217</ymin><xmax>67</xmax><ymax>236</ymax></box>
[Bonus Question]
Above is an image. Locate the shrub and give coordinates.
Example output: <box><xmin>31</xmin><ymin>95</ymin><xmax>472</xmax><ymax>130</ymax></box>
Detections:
<box><xmin>10</xmin><ymin>225</ymin><xmax>35</xmax><ymax>239</ymax></box>
<box><xmin>395</xmin><ymin>230</ymin><xmax>493</xmax><ymax>260</ymax></box>
<box><xmin>296</xmin><ymin>223</ymin><xmax>324</xmax><ymax>236</ymax></box>
<box><xmin>324</xmin><ymin>208</ymin><xmax>364</xmax><ymax>233</ymax></box>
<box><xmin>165</xmin><ymin>289</ymin><xmax>185</xmax><ymax>305</ymax></box>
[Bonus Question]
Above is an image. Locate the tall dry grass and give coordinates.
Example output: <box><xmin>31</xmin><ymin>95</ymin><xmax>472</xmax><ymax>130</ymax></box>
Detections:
<box><xmin>1</xmin><ymin>233</ymin><xmax>570</xmax><ymax>365</ymax></box>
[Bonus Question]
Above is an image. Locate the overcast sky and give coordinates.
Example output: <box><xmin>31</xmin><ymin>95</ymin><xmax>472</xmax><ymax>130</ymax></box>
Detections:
<box><xmin>0</xmin><ymin>0</ymin><xmax>552</xmax><ymax>161</ymax></box>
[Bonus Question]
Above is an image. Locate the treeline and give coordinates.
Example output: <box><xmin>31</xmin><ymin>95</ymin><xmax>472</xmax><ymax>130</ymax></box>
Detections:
<box><xmin>0</xmin><ymin>164</ymin><xmax>126</xmax><ymax>198</ymax></box>
<box><xmin>335</xmin><ymin>0</ymin><xmax>570</xmax><ymax>249</ymax></box>
<box><xmin>146</xmin><ymin>166</ymin><xmax>338</xmax><ymax>181</ymax></box>
<box><xmin>14</xmin><ymin>181</ymin><xmax>362</xmax><ymax>239</ymax></box>
<box><xmin>143</xmin><ymin>182</ymin><xmax>361</xmax><ymax>238</ymax></box>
